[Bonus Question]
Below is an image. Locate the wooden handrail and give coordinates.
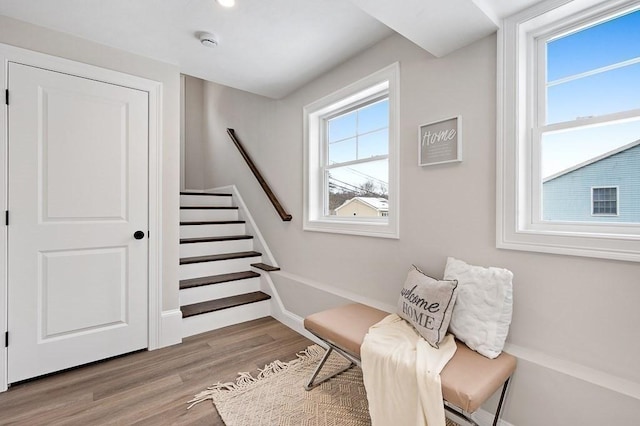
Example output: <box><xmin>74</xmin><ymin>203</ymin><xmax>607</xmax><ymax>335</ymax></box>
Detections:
<box><xmin>226</xmin><ymin>129</ymin><xmax>292</xmax><ymax>222</ymax></box>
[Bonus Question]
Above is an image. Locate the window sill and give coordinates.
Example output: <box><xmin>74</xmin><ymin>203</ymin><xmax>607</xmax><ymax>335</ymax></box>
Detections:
<box><xmin>497</xmin><ymin>226</ymin><xmax>640</xmax><ymax>263</ymax></box>
<box><xmin>304</xmin><ymin>218</ymin><xmax>399</xmax><ymax>239</ymax></box>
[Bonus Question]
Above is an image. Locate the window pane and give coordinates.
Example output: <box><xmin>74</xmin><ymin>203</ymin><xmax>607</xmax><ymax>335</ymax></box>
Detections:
<box><xmin>327</xmin><ymin>96</ymin><xmax>390</xmax><ymax>165</ymax></box>
<box><xmin>593</xmin><ymin>187</ymin><xmax>618</xmax><ymax>215</ymax></box>
<box><xmin>326</xmin><ymin>159</ymin><xmax>388</xmax><ymax>217</ymax></box>
<box><xmin>358</xmin><ymin>129</ymin><xmax>388</xmax><ymax>159</ymax></box>
<box><xmin>328</xmin><ymin>138</ymin><xmax>356</xmax><ymax>164</ymax></box>
<box><xmin>547</xmin><ymin>10</ymin><xmax>640</xmax><ymax>82</ymax></box>
<box><xmin>547</xmin><ymin>62</ymin><xmax>640</xmax><ymax>124</ymax></box>
<box><xmin>358</xmin><ymin>99</ymin><xmax>388</xmax><ymax>134</ymax></box>
<box><xmin>328</xmin><ymin>111</ymin><xmax>356</xmax><ymax>143</ymax></box>
<box><xmin>541</xmin><ymin>120</ymin><xmax>640</xmax><ymax>223</ymax></box>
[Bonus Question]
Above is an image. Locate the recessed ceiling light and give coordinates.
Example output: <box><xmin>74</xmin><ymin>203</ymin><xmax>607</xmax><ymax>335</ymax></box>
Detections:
<box><xmin>217</xmin><ymin>0</ymin><xmax>235</xmax><ymax>7</ymax></box>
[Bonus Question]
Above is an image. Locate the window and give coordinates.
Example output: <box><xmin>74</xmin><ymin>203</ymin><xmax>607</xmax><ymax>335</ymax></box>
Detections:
<box><xmin>498</xmin><ymin>0</ymin><xmax>640</xmax><ymax>262</ymax></box>
<box><xmin>592</xmin><ymin>187</ymin><xmax>618</xmax><ymax>215</ymax></box>
<box><xmin>304</xmin><ymin>63</ymin><xmax>399</xmax><ymax>238</ymax></box>
<box><xmin>326</xmin><ymin>97</ymin><xmax>389</xmax><ymax>217</ymax></box>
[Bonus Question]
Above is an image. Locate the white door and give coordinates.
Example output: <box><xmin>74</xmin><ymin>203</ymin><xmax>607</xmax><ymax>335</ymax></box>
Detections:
<box><xmin>7</xmin><ymin>62</ymin><xmax>149</xmax><ymax>383</ymax></box>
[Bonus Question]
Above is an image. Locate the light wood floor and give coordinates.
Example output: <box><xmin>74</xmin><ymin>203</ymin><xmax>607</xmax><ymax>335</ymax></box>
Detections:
<box><xmin>0</xmin><ymin>317</ymin><xmax>313</xmax><ymax>425</ymax></box>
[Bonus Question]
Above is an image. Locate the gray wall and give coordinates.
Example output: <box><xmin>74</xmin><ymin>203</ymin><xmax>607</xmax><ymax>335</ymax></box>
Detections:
<box><xmin>188</xmin><ymin>32</ymin><xmax>640</xmax><ymax>425</ymax></box>
<box><xmin>0</xmin><ymin>15</ymin><xmax>181</xmax><ymax>312</ymax></box>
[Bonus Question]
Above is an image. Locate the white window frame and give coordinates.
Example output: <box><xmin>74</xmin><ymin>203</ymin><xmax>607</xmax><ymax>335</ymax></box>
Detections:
<box><xmin>592</xmin><ymin>186</ymin><xmax>619</xmax><ymax>216</ymax></box>
<box><xmin>497</xmin><ymin>0</ymin><xmax>640</xmax><ymax>262</ymax></box>
<box><xmin>303</xmin><ymin>63</ymin><xmax>399</xmax><ymax>239</ymax></box>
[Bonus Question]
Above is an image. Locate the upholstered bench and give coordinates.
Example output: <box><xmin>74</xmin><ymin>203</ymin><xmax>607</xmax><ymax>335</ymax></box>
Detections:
<box><xmin>304</xmin><ymin>303</ymin><xmax>517</xmax><ymax>426</ymax></box>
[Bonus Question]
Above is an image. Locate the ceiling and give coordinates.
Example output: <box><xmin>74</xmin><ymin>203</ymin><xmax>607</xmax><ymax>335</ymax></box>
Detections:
<box><xmin>0</xmin><ymin>0</ymin><xmax>544</xmax><ymax>99</ymax></box>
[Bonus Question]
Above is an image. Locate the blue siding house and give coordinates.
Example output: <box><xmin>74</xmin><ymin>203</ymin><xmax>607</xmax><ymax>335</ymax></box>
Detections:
<box><xmin>543</xmin><ymin>140</ymin><xmax>640</xmax><ymax>222</ymax></box>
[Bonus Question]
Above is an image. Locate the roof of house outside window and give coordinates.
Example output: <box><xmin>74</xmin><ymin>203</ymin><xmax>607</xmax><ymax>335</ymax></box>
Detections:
<box><xmin>335</xmin><ymin>197</ymin><xmax>389</xmax><ymax>213</ymax></box>
<box><xmin>543</xmin><ymin>139</ymin><xmax>640</xmax><ymax>183</ymax></box>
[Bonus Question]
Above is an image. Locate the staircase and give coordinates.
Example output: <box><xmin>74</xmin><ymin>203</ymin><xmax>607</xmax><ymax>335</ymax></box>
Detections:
<box><xmin>179</xmin><ymin>191</ymin><xmax>275</xmax><ymax>338</ymax></box>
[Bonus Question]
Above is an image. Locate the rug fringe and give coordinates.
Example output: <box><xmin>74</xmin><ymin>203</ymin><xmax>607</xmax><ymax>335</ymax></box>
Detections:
<box><xmin>187</xmin><ymin>344</ymin><xmax>325</xmax><ymax>409</ymax></box>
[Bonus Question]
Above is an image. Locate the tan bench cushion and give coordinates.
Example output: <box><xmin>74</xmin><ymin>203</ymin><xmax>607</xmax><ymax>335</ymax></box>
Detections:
<box><xmin>304</xmin><ymin>303</ymin><xmax>388</xmax><ymax>358</ymax></box>
<box><xmin>441</xmin><ymin>341</ymin><xmax>516</xmax><ymax>412</ymax></box>
<box><xmin>304</xmin><ymin>303</ymin><xmax>516</xmax><ymax>414</ymax></box>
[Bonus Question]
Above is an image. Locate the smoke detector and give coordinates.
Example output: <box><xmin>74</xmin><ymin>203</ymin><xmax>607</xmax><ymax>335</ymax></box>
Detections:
<box><xmin>200</xmin><ymin>32</ymin><xmax>218</xmax><ymax>48</ymax></box>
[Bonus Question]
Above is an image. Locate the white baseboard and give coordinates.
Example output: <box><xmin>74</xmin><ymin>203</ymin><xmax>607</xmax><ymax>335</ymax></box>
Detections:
<box><xmin>0</xmin><ymin>348</ymin><xmax>6</xmax><ymax>392</ymax></box>
<box><xmin>159</xmin><ymin>309</ymin><xmax>182</xmax><ymax>348</ymax></box>
<box><xmin>268</xmin><ymin>300</ymin><xmax>321</xmax><ymax>344</ymax></box>
<box><xmin>504</xmin><ymin>342</ymin><xmax>640</xmax><ymax>401</ymax></box>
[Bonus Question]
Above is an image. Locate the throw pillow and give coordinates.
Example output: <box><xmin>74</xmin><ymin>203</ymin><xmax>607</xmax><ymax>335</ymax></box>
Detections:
<box><xmin>444</xmin><ymin>257</ymin><xmax>513</xmax><ymax>359</ymax></box>
<box><xmin>396</xmin><ymin>265</ymin><xmax>459</xmax><ymax>349</ymax></box>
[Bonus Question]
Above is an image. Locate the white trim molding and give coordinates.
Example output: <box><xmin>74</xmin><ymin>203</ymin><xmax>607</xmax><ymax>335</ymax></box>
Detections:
<box><xmin>180</xmin><ymin>74</ymin><xmax>186</xmax><ymax>192</ymax></box>
<box><xmin>159</xmin><ymin>309</ymin><xmax>183</xmax><ymax>348</ymax></box>
<box><xmin>0</xmin><ymin>46</ymin><xmax>7</xmax><ymax>394</ymax></box>
<box><xmin>504</xmin><ymin>342</ymin><xmax>640</xmax><ymax>401</ymax></box>
<box><xmin>496</xmin><ymin>0</ymin><xmax>640</xmax><ymax>262</ymax></box>
<box><xmin>0</xmin><ymin>43</ymin><xmax>165</xmax><ymax>391</ymax></box>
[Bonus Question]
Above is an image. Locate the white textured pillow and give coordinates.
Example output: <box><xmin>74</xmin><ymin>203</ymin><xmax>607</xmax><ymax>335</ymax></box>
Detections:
<box><xmin>397</xmin><ymin>265</ymin><xmax>458</xmax><ymax>349</ymax></box>
<box><xmin>444</xmin><ymin>257</ymin><xmax>513</xmax><ymax>359</ymax></box>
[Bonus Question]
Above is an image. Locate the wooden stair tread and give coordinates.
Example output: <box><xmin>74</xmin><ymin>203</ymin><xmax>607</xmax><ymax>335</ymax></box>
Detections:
<box><xmin>251</xmin><ymin>262</ymin><xmax>281</xmax><ymax>272</ymax></box>
<box><xmin>180</xmin><ymin>251</ymin><xmax>261</xmax><ymax>265</ymax></box>
<box><xmin>180</xmin><ymin>191</ymin><xmax>232</xmax><ymax>197</ymax></box>
<box><xmin>181</xmin><ymin>291</ymin><xmax>271</xmax><ymax>318</ymax></box>
<box><xmin>180</xmin><ymin>206</ymin><xmax>238</xmax><ymax>210</ymax></box>
<box><xmin>180</xmin><ymin>235</ymin><xmax>253</xmax><ymax>244</ymax></box>
<box><xmin>180</xmin><ymin>271</ymin><xmax>261</xmax><ymax>290</ymax></box>
<box><xmin>180</xmin><ymin>220</ymin><xmax>245</xmax><ymax>225</ymax></box>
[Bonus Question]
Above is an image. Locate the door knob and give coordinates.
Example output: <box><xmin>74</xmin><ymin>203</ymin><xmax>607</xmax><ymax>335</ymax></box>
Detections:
<box><xmin>133</xmin><ymin>231</ymin><xmax>145</xmax><ymax>240</ymax></box>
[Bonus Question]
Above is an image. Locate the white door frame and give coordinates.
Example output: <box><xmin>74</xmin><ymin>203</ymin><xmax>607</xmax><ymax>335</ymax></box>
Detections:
<box><xmin>0</xmin><ymin>43</ymin><xmax>164</xmax><ymax>392</ymax></box>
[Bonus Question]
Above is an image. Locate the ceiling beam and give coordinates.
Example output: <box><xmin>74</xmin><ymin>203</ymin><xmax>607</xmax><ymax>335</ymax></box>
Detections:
<box><xmin>348</xmin><ymin>0</ymin><xmax>499</xmax><ymax>57</ymax></box>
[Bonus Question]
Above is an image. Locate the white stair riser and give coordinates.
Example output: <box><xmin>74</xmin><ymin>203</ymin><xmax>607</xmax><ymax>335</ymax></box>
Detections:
<box><xmin>180</xmin><ymin>194</ymin><xmax>233</xmax><ymax>207</ymax></box>
<box><xmin>180</xmin><ymin>277</ymin><xmax>261</xmax><ymax>306</ymax></box>
<box><xmin>180</xmin><ymin>239</ymin><xmax>254</xmax><ymax>258</ymax></box>
<box><xmin>180</xmin><ymin>209</ymin><xmax>238</xmax><ymax>222</ymax></box>
<box><xmin>180</xmin><ymin>223</ymin><xmax>246</xmax><ymax>238</ymax></box>
<box><xmin>179</xmin><ymin>256</ymin><xmax>262</xmax><ymax>280</ymax></box>
<box><xmin>182</xmin><ymin>300</ymin><xmax>270</xmax><ymax>338</ymax></box>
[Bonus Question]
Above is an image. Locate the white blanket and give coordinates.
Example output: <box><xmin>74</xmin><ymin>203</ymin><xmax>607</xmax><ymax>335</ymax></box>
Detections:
<box><xmin>361</xmin><ymin>314</ymin><xmax>456</xmax><ymax>426</ymax></box>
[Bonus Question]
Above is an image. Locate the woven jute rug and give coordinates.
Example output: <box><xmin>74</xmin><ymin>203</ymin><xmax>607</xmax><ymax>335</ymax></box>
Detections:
<box><xmin>189</xmin><ymin>344</ymin><xmax>459</xmax><ymax>426</ymax></box>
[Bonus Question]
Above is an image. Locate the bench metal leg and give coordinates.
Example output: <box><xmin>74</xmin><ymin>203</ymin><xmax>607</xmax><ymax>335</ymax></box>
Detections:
<box><xmin>492</xmin><ymin>377</ymin><xmax>510</xmax><ymax>426</ymax></box>
<box><xmin>304</xmin><ymin>346</ymin><xmax>356</xmax><ymax>391</ymax></box>
<box><xmin>444</xmin><ymin>376</ymin><xmax>512</xmax><ymax>426</ymax></box>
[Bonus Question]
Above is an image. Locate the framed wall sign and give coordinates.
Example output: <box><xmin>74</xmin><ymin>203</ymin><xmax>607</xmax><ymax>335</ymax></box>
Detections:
<box><xmin>418</xmin><ymin>116</ymin><xmax>462</xmax><ymax>166</ymax></box>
